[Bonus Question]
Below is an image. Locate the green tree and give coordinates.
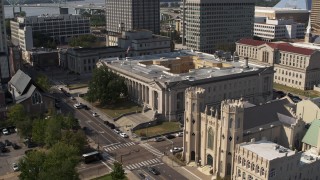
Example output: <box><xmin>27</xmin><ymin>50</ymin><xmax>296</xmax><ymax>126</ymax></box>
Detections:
<box><xmin>45</xmin><ymin>116</ymin><xmax>62</xmax><ymax>147</ymax></box>
<box><xmin>61</xmin><ymin>130</ymin><xmax>87</xmax><ymax>153</ymax></box>
<box><xmin>87</xmin><ymin>66</ymin><xmax>128</xmax><ymax>105</ymax></box>
<box><xmin>36</xmin><ymin>74</ymin><xmax>50</xmax><ymax>91</ymax></box>
<box><xmin>32</xmin><ymin>118</ymin><xmax>47</xmax><ymax>146</ymax></box>
<box><xmin>62</xmin><ymin>114</ymin><xmax>78</xmax><ymax>130</ymax></box>
<box><xmin>7</xmin><ymin>104</ymin><xmax>33</xmax><ymax>137</ymax></box>
<box><xmin>69</xmin><ymin>34</ymin><xmax>97</xmax><ymax>48</ymax></box>
<box><xmin>110</xmin><ymin>162</ymin><xmax>125</xmax><ymax>180</ymax></box>
<box><xmin>19</xmin><ymin>150</ymin><xmax>46</xmax><ymax>180</ymax></box>
<box><xmin>33</xmin><ymin>32</ymin><xmax>57</xmax><ymax>49</ymax></box>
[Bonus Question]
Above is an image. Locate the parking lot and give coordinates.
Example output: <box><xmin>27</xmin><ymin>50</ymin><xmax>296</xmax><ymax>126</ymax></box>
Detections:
<box><xmin>0</xmin><ymin>130</ymin><xmax>29</xmax><ymax>178</ymax></box>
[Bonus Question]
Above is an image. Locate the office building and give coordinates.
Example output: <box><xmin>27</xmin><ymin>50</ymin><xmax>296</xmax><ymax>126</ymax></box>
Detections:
<box><xmin>105</xmin><ymin>0</ymin><xmax>160</xmax><ymax>34</ymax></box>
<box><xmin>254</xmin><ymin>18</ymin><xmax>305</xmax><ymax>40</ymax></box>
<box><xmin>236</xmin><ymin>39</ymin><xmax>320</xmax><ymax>90</ymax></box>
<box><xmin>0</xmin><ymin>0</ymin><xmax>10</xmax><ymax>82</ymax></box>
<box><xmin>99</xmin><ymin>50</ymin><xmax>274</xmax><ymax>121</ymax></box>
<box><xmin>183</xmin><ymin>0</ymin><xmax>255</xmax><ymax>54</ymax></box>
<box><xmin>255</xmin><ymin>7</ymin><xmax>309</xmax><ymax>24</ymax></box>
<box><xmin>10</xmin><ymin>14</ymin><xmax>90</xmax><ymax>50</ymax></box>
<box><xmin>311</xmin><ymin>0</ymin><xmax>320</xmax><ymax>35</ymax></box>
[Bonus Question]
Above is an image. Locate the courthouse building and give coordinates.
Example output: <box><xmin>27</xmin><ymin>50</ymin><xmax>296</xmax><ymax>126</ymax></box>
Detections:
<box><xmin>236</xmin><ymin>38</ymin><xmax>320</xmax><ymax>90</ymax></box>
<box><xmin>99</xmin><ymin>50</ymin><xmax>274</xmax><ymax>121</ymax></box>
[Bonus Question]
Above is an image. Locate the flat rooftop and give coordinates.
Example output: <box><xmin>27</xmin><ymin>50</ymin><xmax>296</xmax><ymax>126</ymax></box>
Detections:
<box><xmin>255</xmin><ymin>6</ymin><xmax>309</xmax><ymax>13</ymax></box>
<box><xmin>300</xmin><ymin>148</ymin><xmax>320</xmax><ymax>165</ymax></box>
<box><xmin>240</xmin><ymin>140</ymin><xmax>295</xmax><ymax>160</ymax></box>
<box><xmin>100</xmin><ymin>50</ymin><xmax>267</xmax><ymax>83</ymax></box>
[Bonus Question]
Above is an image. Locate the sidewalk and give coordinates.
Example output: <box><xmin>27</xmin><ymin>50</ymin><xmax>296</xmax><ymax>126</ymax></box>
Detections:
<box><xmin>161</xmin><ymin>156</ymin><xmax>212</xmax><ymax>180</ymax></box>
<box><xmin>0</xmin><ymin>172</ymin><xmax>19</xmax><ymax>180</ymax></box>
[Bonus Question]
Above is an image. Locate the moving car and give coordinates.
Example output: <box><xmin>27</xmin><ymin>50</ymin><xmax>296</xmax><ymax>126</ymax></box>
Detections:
<box><xmin>119</xmin><ymin>132</ymin><xmax>128</xmax><ymax>138</ymax></box>
<box><xmin>154</xmin><ymin>137</ymin><xmax>165</xmax><ymax>142</ymax></box>
<box><xmin>12</xmin><ymin>163</ymin><xmax>19</xmax><ymax>171</ymax></box>
<box><xmin>176</xmin><ymin>132</ymin><xmax>183</xmax><ymax>137</ymax></box>
<box><xmin>165</xmin><ymin>134</ymin><xmax>175</xmax><ymax>139</ymax></box>
<box><xmin>2</xmin><ymin>128</ymin><xmax>9</xmax><ymax>135</ymax></box>
<box><xmin>170</xmin><ymin>147</ymin><xmax>183</xmax><ymax>153</ymax></box>
<box><xmin>113</xmin><ymin>128</ymin><xmax>121</xmax><ymax>134</ymax></box>
<box><xmin>73</xmin><ymin>103</ymin><xmax>83</xmax><ymax>109</ymax></box>
<box><xmin>92</xmin><ymin>112</ymin><xmax>99</xmax><ymax>117</ymax></box>
<box><xmin>147</xmin><ymin>166</ymin><xmax>160</xmax><ymax>175</ymax></box>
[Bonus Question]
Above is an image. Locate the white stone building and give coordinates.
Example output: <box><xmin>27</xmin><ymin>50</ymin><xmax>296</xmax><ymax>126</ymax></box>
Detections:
<box><xmin>254</xmin><ymin>18</ymin><xmax>305</xmax><ymax>40</ymax></box>
<box><xmin>99</xmin><ymin>50</ymin><xmax>274</xmax><ymax>121</ymax></box>
<box><xmin>236</xmin><ymin>38</ymin><xmax>320</xmax><ymax>90</ymax></box>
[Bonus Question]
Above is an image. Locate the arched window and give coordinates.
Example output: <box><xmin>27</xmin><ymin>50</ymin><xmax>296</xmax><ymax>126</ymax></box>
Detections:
<box><xmin>261</xmin><ymin>168</ymin><xmax>265</xmax><ymax>176</ymax></box>
<box><xmin>251</xmin><ymin>163</ymin><xmax>255</xmax><ymax>171</ymax></box>
<box><xmin>32</xmin><ymin>91</ymin><xmax>42</xmax><ymax>105</ymax></box>
<box><xmin>238</xmin><ymin>157</ymin><xmax>242</xmax><ymax>164</ymax></box>
<box><xmin>242</xmin><ymin>172</ymin><xmax>246</xmax><ymax>180</ymax></box>
<box><xmin>229</xmin><ymin>118</ymin><xmax>233</xmax><ymax>128</ymax></box>
<box><xmin>242</xmin><ymin>159</ymin><xmax>246</xmax><ymax>166</ymax></box>
<box><xmin>256</xmin><ymin>165</ymin><xmax>260</xmax><ymax>173</ymax></box>
<box><xmin>238</xmin><ymin>169</ymin><xmax>241</xmax><ymax>177</ymax></box>
<box><xmin>207</xmin><ymin>127</ymin><xmax>214</xmax><ymax>149</ymax></box>
<box><xmin>247</xmin><ymin>160</ymin><xmax>250</xmax><ymax>168</ymax></box>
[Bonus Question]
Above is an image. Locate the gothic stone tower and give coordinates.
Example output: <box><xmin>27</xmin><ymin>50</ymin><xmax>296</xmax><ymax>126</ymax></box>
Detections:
<box><xmin>183</xmin><ymin>87</ymin><xmax>205</xmax><ymax>163</ymax></box>
<box><xmin>218</xmin><ymin>99</ymin><xmax>244</xmax><ymax>177</ymax></box>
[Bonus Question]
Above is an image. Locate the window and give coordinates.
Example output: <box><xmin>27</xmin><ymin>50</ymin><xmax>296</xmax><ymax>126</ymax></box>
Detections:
<box><xmin>238</xmin><ymin>157</ymin><xmax>242</xmax><ymax>164</ymax></box>
<box><xmin>207</xmin><ymin>127</ymin><xmax>214</xmax><ymax>149</ymax></box>
<box><xmin>32</xmin><ymin>91</ymin><xmax>42</xmax><ymax>105</ymax></box>
<box><xmin>256</xmin><ymin>165</ymin><xmax>260</xmax><ymax>173</ymax></box>
<box><xmin>261</xmin><ymin>167</ymin><xmax>265</xmax><ymax>176</ymax></box>
<box><xmin>238</xmin><ymin>169</ymin><xmax>241</xmax><ymax>177</ymax></box>
<box><xmin>269</xmin><ymin>168</ymin><xmax>276</xmax><ymax>178</ymax></box>
<box><xmin>251</xmin><ymin>163</ymin><xmax>255</xmax><ymax>171</ymax></box>
<box><xmin>242</xmin><ymin>172</ymin><xmax>246</xmax><ymax>180</ymax></box>
<box><xmin>229</xmin><ymin>118</ymin><xmax>233</xmax><ymax>129</ymax></box>
<box><xmin>247</xmin><ymin>160</ymin><xmax>250</xmax><ymax>168</ymax></box>
<box><xmin>242</xmin><ymin>159</ymin><xmax>246</xmax><ymax>166</ymax></box>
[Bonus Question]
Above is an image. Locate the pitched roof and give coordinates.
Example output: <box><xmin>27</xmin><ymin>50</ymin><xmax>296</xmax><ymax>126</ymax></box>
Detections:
<box><xmin>237</xmin><ymin>38</ymin><xmax>315</xmax><ymax>56</ymax></box>
<box><xmin>302</xmin><ymin>119</ymin><xmax>320</xmax><ymax>147</ymax></box>
<box><xmin>243</xmin><ymin>99</ymin><xmax>294</xmax><ymax>130</ymax></box>
<box><xmin>8</xmin><ymin>70</ymin><xmax>31</xmax><ymax>94</ymax></box>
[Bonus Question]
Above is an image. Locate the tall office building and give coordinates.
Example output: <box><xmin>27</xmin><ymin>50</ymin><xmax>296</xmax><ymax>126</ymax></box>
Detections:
<box><xmin>311</xmin><ymin>0</ymin><xmax>320</xmax><ymax>34</ymax></box>
<box><xmin>105</xmin><ymin>0</ymin><xmax>160</xmax><ymax>34</ymax></box>
<box><xmin>184</xmin><ymin>0</ymin><xmax>255</xmax><ymax>53</ymax></box>
<box><xmin>0</xmin><ymin>0</ymin><xmax>10</xmax><ymax>82</ymax></box>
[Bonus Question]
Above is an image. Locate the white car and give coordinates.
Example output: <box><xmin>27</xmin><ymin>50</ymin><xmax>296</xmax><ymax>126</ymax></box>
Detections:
<box><xmin>12</xmin><ymin>163</ymin><xmax>19</xmax><ymax>171</ymax></box>
<box><xmin>170</xmin><ymin>147</ymin><xmax>183</xmax><ymax>153</ymax></box>
<box><xmin>119</xmin><ymin>132</ymin><xmax>128</xmax><ymax>138</ymax></box>
<box><xmin>2</xmin><ymin>128</ymin><xmax>9</xmax><ymax>135</ymax></box>
<box><xmin>113</xmin><ymin>128</ymin><xmax>121</xmax><ymax>134</ymax></box>
<box><xmin>73</xmin><ymin>103</ymin><xmax>83</xmax><ymax>109</ymax></box>
<box><xmin>70</xmin><ymin>96</ymin><xmax>76</xmax><ymax>100</ymax></box>
<box><xmin>92</xmin><ymin>112</ymin><xmax>99</xmax><ymax>117</ymax></box>
<box><xmin>176</xmin><ymin>132</ymin><xmax>183</xmax><ymax>137</ymax></box>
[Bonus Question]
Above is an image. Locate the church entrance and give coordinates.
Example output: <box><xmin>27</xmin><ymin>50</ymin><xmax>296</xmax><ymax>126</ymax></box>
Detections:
<box><xmin>191</xmin><ymin>151</ymin><xmax>195</xmax><ymax>161</ymax></box>
<box><xmin>207</xmin><ymin>154</ymin><xmax>213</xmax><ymax>166</ymax></box>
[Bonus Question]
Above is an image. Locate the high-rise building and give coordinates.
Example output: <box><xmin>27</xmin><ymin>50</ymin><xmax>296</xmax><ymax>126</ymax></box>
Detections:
<box><xmin>311</xmin><ymin>0</ymin><xmax>320</xmax><ymax>34</ymax></box>
<box><xmin>183</xmin><ymin>0</ymin><xmax>255</xmax><ymax>54</ymax></box>
<box><xmin>105</xmin><ymin>0</ymin><xmax>160</xmax><ymax>34</ymax></box>
<box><xmin>0</xmin><ymin>0</ymin><xmax>10</xmax><ymax>82</ymax></box>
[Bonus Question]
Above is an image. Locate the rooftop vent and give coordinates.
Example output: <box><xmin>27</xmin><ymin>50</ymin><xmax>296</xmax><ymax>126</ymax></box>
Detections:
<box><xmin>305</xmin><ymin>156</ymin><xmax>314</xmax><ymax>161</ymax></box>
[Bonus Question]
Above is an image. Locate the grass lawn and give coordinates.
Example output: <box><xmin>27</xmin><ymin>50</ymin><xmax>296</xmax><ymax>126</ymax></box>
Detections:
<box><xmin>134</xmin><ymin>122</ymin><xmax>181</xmax><ymax>137</ymax></box>
<box><xmin>273</xmin><ymin>83</ymin><xmax>320</xmax><ymax>98</ymax></box>
<box><xmin>67</xmin><ymin>83</ymin><xmax>88</xmax><ymax>90</ymax></box>
<box><xmin>95</xmin><ymin>101</ymin><xmax>142</xmax><ymax>118</ymax></box>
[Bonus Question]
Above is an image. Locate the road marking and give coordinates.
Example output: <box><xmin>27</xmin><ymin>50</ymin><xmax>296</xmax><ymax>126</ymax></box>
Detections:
<box><xmin>85</xmin><ymin>122</ymin><xmax>113</xmax><ymax>144</ymax></box>
<box><xmin>101</xmin><ymin>160</ymin><xmax>112</xmax><ymax>171</ymax></box>
<box><xmin>103</xmin><ymin>142</ymin><xmax>121</xmax><ymax>147</ymax></box>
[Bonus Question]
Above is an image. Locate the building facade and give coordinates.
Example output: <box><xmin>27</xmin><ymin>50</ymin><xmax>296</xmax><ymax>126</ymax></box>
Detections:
<box><xmin>183</xmin><ymin>0</ymin><xmax>255</xmax><ymax>54</ymax></box>
<box><xmin>254</xmin><ymin>18</ymin><xmax>305</xmax><ymax>40</ymax></box>
<box><xmin>234</xmin><ymin>140</ymin><xmax>320</xmax><ymax>180</ymax></box>
<box><xmin>183</xmin><ymin>88</ymin><xmax>307</xmax><ymax>178</ymax></box>
<box><xmin>105</xmin><ymin>0</ymin><xmax>160</xmax><ymax>34</ymax></box>
<box><xmin>10</xmin><ymin>14</ymin><xmax>90</xmax><ymax>50</ymax></box>
<box><xmin>99</xmin><ymin>50</ymin><xmax>274</xmax><ymax>121</ymax></box>
<box><xmin>0</xmin><ymin>0</ymin><xmax>10</xmax><ymax>82</ymax></box>
<box><xmin>236</xmin><ymin>39</ymin><xmax>320</xmax><ymax>90</ymax></box>
<box><xmin>311</xmin><ymin>0</ymin><xmax>320</xmax><ymax>35</ymax></box>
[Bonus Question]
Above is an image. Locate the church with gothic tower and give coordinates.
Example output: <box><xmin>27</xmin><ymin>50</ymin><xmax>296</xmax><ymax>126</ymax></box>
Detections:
<box><xmin>183</xmin><ymin>87</ymin><xmax>307</xmax><ymax>178</ymax></box>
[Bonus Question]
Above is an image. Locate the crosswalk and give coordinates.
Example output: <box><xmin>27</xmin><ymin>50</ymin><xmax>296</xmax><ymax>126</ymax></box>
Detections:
<box><xmin>104</xmin><ymin>142</ymin><xmax>136</xmax><ymax>152</ymax></box>
<box><xmin>125</xmin><ymin>158</ymin><xmax>163</xmax><ymax>170</ymax></box>
<box><xmin>139</xmin><ymin>143</ymin><xmax>164</xmax><ymax>158</ymax></box>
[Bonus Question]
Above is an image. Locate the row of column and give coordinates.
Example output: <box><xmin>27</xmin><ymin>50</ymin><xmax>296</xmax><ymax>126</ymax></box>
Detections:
<box><xmin>126</xmin><ymin>79</ymin><xmax>150</xmax><ymax>107</ymax></box>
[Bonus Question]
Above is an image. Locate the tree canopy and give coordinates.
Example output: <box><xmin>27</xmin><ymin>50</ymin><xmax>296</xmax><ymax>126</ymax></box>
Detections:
<box><xmin>68</xmin><ymin>34</ymin><xmax>97</xmax><ymax>48</ymax></box>
<box><xmin>33</xmin><ymin>32</ymin><xmax>57</xmax><ymax>49</ymax></box>
<box><xmin>87</xmin><ymin>66</ymin><xmax>128</xmax><ymax>105</ymax></box>
<box><xmin>110</xmin><ymin>162</ymin><xmax>125</xmax><ymax>180</ymax></box>
<box><xmin>36</xmin><ymin>74</ymin><xmax>51</xmax><ymax>91</ymax></box>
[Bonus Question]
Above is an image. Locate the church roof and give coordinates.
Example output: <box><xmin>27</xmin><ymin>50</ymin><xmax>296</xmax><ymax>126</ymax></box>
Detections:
<box><xmin>8</xmin><ymin>70</ymin><xmax>31</xmax><ymax>95</ymax></box>
<box><xmin>302</xmin><ymin>119</ymin><xmax>320</xmax><ymax>147</ymax></box>
<box><xmin>243</xmin><ymin>99</ymin><xmax>294</xmax><ymax>130</ymax></box>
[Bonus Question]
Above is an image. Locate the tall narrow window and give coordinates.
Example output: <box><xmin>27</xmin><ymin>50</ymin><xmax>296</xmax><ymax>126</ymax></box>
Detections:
<box><xmin>207</xmin><ymin>127</ymin><xmax>214</xmax><ymax>149</ymax></box>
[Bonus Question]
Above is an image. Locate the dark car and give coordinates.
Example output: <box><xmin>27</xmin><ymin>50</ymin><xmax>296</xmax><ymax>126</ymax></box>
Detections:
<box><xmin>0</xmin><ymin>141</ymin><xmax>5</xmax><ymax>148</ymax></box>
<box><xmin>108</xmin><ymin>123</ymin><xmax>116</xmax><ymax>129</ymax></box>
<box><xmin>138</xmin><ymin>173</ymin><xmax>146</xmax><ymax>179</ymax></box>
<box><xmin>12</xmin><ymin>143</ymin><xmax>20</xmax><ymax>150</ymax></box>
<box><xmin>147</xmin><ymin>166</ymin><xmax>160</xmax><ymax>175</ymax></box>
<box><xmin>1</xmin><ymin>147</ymin><xmax>9</xmax><ymax>153</ymax></box>
<box><xmin>165</xmin><ymin>134</ymin><xmax>175</xmax><ymax>139</ymax></box>
<box><xmin>155</xmin><ymin>137</ymin><xmax>165</xmax><ymax>142</ymax></box>
<box><xmin>83</xmin><ymin>105</ymin><xmax>90</xmax><ymax>110</ymax></box>
<box><xmin>5</xmin><ymin>140</ymin><xmax>11</xmax><ymax>146</ymax></box>
<box><xmin>104</xmin><ymin>121</ymin><xmax>110</xmax><ymax>126</ymax></box>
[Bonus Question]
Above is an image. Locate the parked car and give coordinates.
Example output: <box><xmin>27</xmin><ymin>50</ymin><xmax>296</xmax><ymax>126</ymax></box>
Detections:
<box><xmin>0</xmin><ymin>141</ymin><xmax>5</xmax><ymax>148</ymax></box>
<box><xmin>113</xmin><ymin>128</ymin><xmax>121</xmax><ymax>134</ymax></box>
<box><xmin>165</xmin><ymin>134</ymin><xmax>175</xmax><ymax>139</ymax></box>
<box><xmin>2</xmin><ymin>128</ymin><xmax>9</xmax><ymax>135</ymax></box>
<box><xmin>176</xmin><ymin>132</ymin><xmax>183</xmax><ymax>137</ymax></box>
<box><xmin>73</xmin><ymin>103</ymin><xmax>83</xmax><ymax>109</ymax></box>
<box><xmin>5</xmin><ymin>140</ymin><xmax>11</xmax><ymax>146</ymax></box>
<box><xmin>170</xmin><ymin>147</ymin><xmax>183</xmax><ymax>153</ymax></box>
<box><xmin>92</xmin><ymin>112</ymin><xmax>99</xmax><ymax>117</ymax></box>
<box><xmin>147</xmin><ymin>166</ymin><xmax>160</xmax><ymax>175</ymax></box>
<box><xmin>1</xmin><ymin>147</ymin><xmax>9</xmax><ymax>153</ymax></box>
<box><xmin>138</xmin><ymin>173</ymin><xmax>146</xmax><ymax>179</ymax></box>
<box><xmin>12</xmin><ymin>163</ymin><xmax>19</xmax><ymax>171</ymax></box>
<box><xmin>119</xmin><ymin>132</ymin><xmax>128</xmax><ymax>138</ymax></box>
<box><xmin>154</xmin><ymin>137</ymin><xmax>165</xmax><ymax>142</ymax></box>
<box><xmin>83</xmin><ymin>105</ymin><xmax>90</xmax><ymax>110</ymax></box>
<box><xmin>104</xmin><ymin>121</ymin><xmax>110</xmax><ymax>126</ymax></box>
<box><xmin>108</xmin><ymin>123</ymin><xmax>116</xmax><ymax>129</ymax></box>
<box><xmin>12</xmin><ymin>143</ymin><xmax>20</xmax><ymax>150</ymax></box>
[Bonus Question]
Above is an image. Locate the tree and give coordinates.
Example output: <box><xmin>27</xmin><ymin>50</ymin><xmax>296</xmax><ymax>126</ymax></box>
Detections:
<box><xmin>7</xmin><ymin>104</ymin><xmax>33</xmax><ymax>137</ymax></box>
<box><xmin>110</xmin><ymin>162</ymin><xmax>125</xmax><ymax>180</ymax></box>
<box><xmin>87</xmin><ymin>66</ymin><xmax>128</xmax><ymax>105</ymax></box>
<box><xmin>19</xmin><ymin>150</ymin><xmax>46</xmax><ymax>180</ymax></box>
<box><xmin>61</xmin><ymin>130</ymin><xmax>87</xmax><ymax>153</ymax></box>
<box><xmin>33</xmin><ymin>32</ymin><xmax>57</xmax><ymax>49</ymax></box>
<box><xmin>45</xmin><ymin>116</ymin><xmax>62</xmax><ymax>147</ymax></box>
<box><xmin>36</xmin><ymin>74</ymin><xmax>50</xmax><ymax>91</ymax></box>
<box><xmin>32</xmin><ymin>118</ymin><xmax>47</xmax><ymax>146</ymax></box>
<box><xmin>69</xmin><ymin>34</ymin><xmax>97</xmax><ymax>48</ymax></box>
